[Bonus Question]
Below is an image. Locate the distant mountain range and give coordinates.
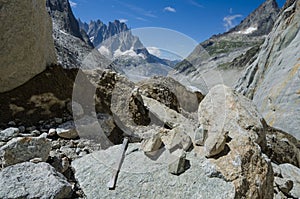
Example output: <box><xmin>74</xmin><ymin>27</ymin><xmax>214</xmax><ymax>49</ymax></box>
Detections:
<box><xmin>78</xmin><ymin>19</ymin><xmax>178</xmax><ymax>81</ymax></box>
<box><xmin>46</xmin><ymin>0</ymin><xmax>285</xmax><ymax>88</ymax></box>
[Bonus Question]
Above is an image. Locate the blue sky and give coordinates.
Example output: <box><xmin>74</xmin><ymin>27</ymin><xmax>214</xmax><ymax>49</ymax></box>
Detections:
<box><xmin>71</xmin><ymin>0</ymin><xmax>285</xmax><ymax>43</ymax></box>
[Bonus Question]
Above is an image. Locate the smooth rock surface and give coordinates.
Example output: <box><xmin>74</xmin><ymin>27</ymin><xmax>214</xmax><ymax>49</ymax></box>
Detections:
<box><xmin>0</xmin><ymin>162</ymin><xmax>72</xmax><ymax>199</ymax></box>
<box><xmin>204</xmin><ymin>130</ymin><xmax>228</xmax><ymax>158</ymax></box>
<box><xmin>72</xmin><ymin>143</ymin><xmax>235</xmax><ymax>199</ymax></box>
<box><xmin>236</xmin><ymin>0</ymin><xmax>300</xmax><ymax>139</ymax></box>
<box><xmin>0</xmin><ymin>0</ymin><xmax>56</xmax><ymax>92</ymax></box>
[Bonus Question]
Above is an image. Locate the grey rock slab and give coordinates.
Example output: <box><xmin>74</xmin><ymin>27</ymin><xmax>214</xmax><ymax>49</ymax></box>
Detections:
<box><xmin>0</xmin><ymin>136</ymin><xmax>51</xmax><ymax>167</ymax></box>
<box><xmin>204</xmin><ymin>131</ymin><xmax>228</xmax><ymax>158</ymax></box>
<box><xmin>56</xmin><ymin>121</ymin><xmax>79</xmax><ymax>139</ymax></box>
<box><xmin>194</xmin><ymin>125</ymin><xmax>208</xmax><ymax>146</ymax></box>
<box><xmin>168</xmin><ymin>149</ymin><xmax>187</xmax><ymax>175</ymax></box>
<box><xmin>0</xmin><ymin>127</ymin><xmax>20</xmax><ymax>142</ymax></box>
<box><xmin>140</xmin><ymin>134</ymin><xmax>162</xmax><ymax>153</ymax></box>
<box><xmin>160</xmin><ymin>126</ymin><xmax>192</xmax><ymax>152</ymax></box>
<box><xmin>235</xmin><ymin>0</ymin><xmax>300</xmax><ymax>139</ymax></box>
<box><xmin>0</xmin><ymin>162</ymin><xmax>72</xmax><ymax>199</ymax></box>
<box><xmin>72</xmin><ymin>143</ymin><xmax>235</xmax><ymax>199</ymax></box>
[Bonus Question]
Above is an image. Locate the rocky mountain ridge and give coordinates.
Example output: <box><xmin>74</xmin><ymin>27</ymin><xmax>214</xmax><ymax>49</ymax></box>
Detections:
<box><xmin>79</xmin><ymin>19</ymin><xmax>132</xmax><ymax>48</ymax></box>
<box><xmin>46</xmin><ymin>0</ymin><xmax>110</xmax><ymax>69</ymax></box>
<box><xmin>173</xmin><ymin>0</ymin><xmax>280</xmax><ymax>88</ymax></box>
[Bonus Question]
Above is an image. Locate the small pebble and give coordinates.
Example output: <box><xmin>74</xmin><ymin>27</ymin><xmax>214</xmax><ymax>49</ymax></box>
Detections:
<box><xmin>26</xmin><ymin>126</ymin><xmax>36</xmax><ymax>132</ymax></box>
<box><xmin>30</xmin><ymin>158</ymin><xmax>43</xmax><ymax>163</ymax></box>
<box><xmin>48</xmin><ymin>128</ymin><xmax>57</xmax><ymax>137</ymax></box>
<box><xmin>8</xmin><ymin>121</ymin><xmax>16</xmax><ymax>126</ymax></box>
<box><xmin>18</xmin><ymin>126</ymin><xmax>26</xmax><ymax>133</ymax></box>
<box><xmin>31</xmin><ymin>130</ymin><xmax>41</xmax><ymax>136</ymax></box>
<box><xmin>55</xmin><ymin>118</ymin><xmax>63</xmax><ymax>124</ymax></box>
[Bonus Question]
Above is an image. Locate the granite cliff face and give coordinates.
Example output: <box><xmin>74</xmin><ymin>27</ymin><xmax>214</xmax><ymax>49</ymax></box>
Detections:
<box><xmin>46</xmin><ymin>0</ymin><xmax>110</xmax><ymax>69</ymax></box>
<box><xmin>236</xmin><ymin>0</ymin><xmax>300</xmax><ymax>139</ymax></box>
<box><xmin>0</xmin><ymin>0</ymin><xmax>56</xmax><ymax>92</ymax></box>
<box><xmin>173</xmin><ymin>0</ymin><xmax>280</xmax><ymax>88</ymax></box>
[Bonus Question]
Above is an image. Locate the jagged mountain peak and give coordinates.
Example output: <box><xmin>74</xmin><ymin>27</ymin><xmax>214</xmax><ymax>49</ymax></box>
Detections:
<box><xmin>227</xmin><ymin>0</ymin><xmax>280</xmax><ymax>36</ymax></box>
<box><xmin>46</xmin><ymin>0</ymin><xmax>83</xmax><ymax>39</ymax></box>
<box><xmin>79</xmin><ymin>19</ymin><xmax>130</xmax><ymax>47</ymax></box>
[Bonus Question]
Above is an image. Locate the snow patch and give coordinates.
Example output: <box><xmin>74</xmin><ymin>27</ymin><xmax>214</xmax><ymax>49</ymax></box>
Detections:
<box><xmin>59</xmin><ymin>30</ymin><xmax>69</xmax><ymax>36</ymax></box>
<box><xmin>237</xmin><ymin>26</ymin><xmax>257</xmax><ymax>34</ymax></box>
<box><xmin>98</xmin><ymin>46</ymin><xmax>110</xmax><ymax>57</ymax></box>
<box><xmin>114</xmin><ymin>49</ymin><xmax>137</xmax><ymax>57</ymax></box>
<box><xmin>114</xmin><ymin>47</ymin><xmax>146</xmax><ymax>59</ymax></box>
<box><xmin>147</xmin><ymin>47</ymin><xmax>161</xmax><ymax>57</ymax></box>
<box><xmin>89</xmin><ymin>36</ymin><xmax>95</xmax><ymax>43</ymax></box>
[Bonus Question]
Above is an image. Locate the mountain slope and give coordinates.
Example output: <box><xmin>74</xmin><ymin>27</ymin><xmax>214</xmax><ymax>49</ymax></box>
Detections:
<box><xmin>235</xmin><ymin>0</ymin><xmax>300</xmax><ymax>139</ymax></box>
<box><xmin>173</xmin><ymin>0</ymin><xmax>280</xmax><ymax>88</ymax></box>
<box><xmin>46</xmin><ymin>0</ymin><xmax>110</xmax><ymax>69</ymax></box>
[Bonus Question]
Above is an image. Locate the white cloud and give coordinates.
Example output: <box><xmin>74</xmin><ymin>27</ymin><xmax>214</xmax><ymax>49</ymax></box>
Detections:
<box><xmin>69</xmin><ymin>1</ymin><xmax>77</xmax><ymax>8</ymax></box>
<box><xmin>119</xmin><ymin>18</ymin><xmax>128</xmax><ymax>23</ymax></box>
<box><xmin>189</xmin><ymin>0</ymin><xmax>203</xmax><ymax>8</ymax></box>
<box><xmin>164</xmin><ymin>6</ymin><xmax>176</xmax><ymax>13</ymax></box>
<box><xmin>147</xmin><ymin>47</ymin><xmax>161</xmax><ymax>57</ymax></box>
<box><xmin>136</xmin><ymin>17</ymin><xmax>148</xmax><ymax>22</ymax></box>
<box><xmin>223</xmin><ymin>14</ymin><xmax>243</xmax><ymax>31</ymax></box>
<box><xmin>115</xmin><ymin>0</ymin><xmax>157</xmax><ymax>18</ymax></box>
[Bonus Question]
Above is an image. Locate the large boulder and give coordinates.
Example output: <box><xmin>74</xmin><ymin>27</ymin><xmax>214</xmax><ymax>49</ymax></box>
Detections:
<box><xmin>0</xmin><ymin>136</ymin><xmax>51</xmax><ymax>167</ymax></box>
<box><xmin>198</xmin><ymin>84</ymin><xmax>273</xmax><ymax>198</ymax></box>
<box><xmin>0</xmin><ymin>162</ymin><xmax>72</xmax><ymax>198</ymax></box>
<box><xmin>137</xmin><ymin>76</ymin><xmax>202</xmax><ymax>114</ymax></box>
<box><xmin>198</xmin><ymin>85</ymin><xmax>267</xmax><ymax>151</ymax></box>
<box><xmin>0</xmin><ymin>0</ymin><xmax>56</xmax><ymax>92</ymax></box>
